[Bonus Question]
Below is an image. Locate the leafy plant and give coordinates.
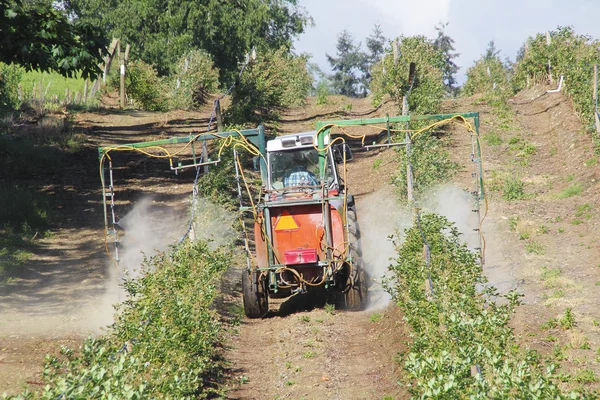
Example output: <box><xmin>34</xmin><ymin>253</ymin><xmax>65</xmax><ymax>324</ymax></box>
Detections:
<box><xmin>560</xmin><ymin>308</ymin><xmax>575</xmax><ymax>330</ymax></box>
<box><xmin>483</xmin><ymin>131</ymin><xmax>502</xmax><ymax>145</ymax></box>
<box><xmin>369</xmin><ymin>313</ymin><xmax>382</xmax><ymax>322</ymax></box>
<box><xmin>463</xmin><ymin>41</ymin><xmax>513</xmax><ymax>97</ymax></box>
<box><xmin>324</xmin><ymin>303</ymin><xmax>335</xmax><ymax>315</ymax></box>
<box><xmin>370</xmin><ymin>35</ymin><xmax>445</xmax><ymax>113</ymax></box>
<box><xmin>575</xmin><ymin>203</ymin><xmax>592</xmax><ymax>219</ymax></box>
<box><xmin>573</xmin><ymin>369</ymin><xmax>597</xmax><ymax>384</ymax></box>
<box><xmin>508</xmin><ymin>216</ymin><xmax>519</xmax><ymax>232</ymax></box>
<box><xmin>502</xmin><ymin>177</ymin><xmax>526</xmax><ymax>200</ymax></box>
<box><xmin>66</xmin><ymin>0</ymin><xmax>310</xmax><ymax>82</ymax></box>
<box><xmin>514</xmin><ymin>27</ymin><xmax>600</xmax><ymax>135</ymax></box>
<box><xmin>542</xmin><ymin>318</ymin><xmax>559</xmax><ymax>330</ymax></box>
<box><xmin>538</xmin><ymin>225</ymin><xmax>549</xmax><ymax>234</ymax></box>
<box><xmin>10</xmin><ymin>240</ymin><xmax>232</xmax><ymax>398</ymax></box>
<box><xmin>0</xmin><ymin>62</ymin><xmax>23</xmax><ymax>115</ymax></box>
<box><xmin>168</xmin><ymin>50</ymin><xmax>220</xmax><ymax>109</ymax></box>
<box><xmin>526</xmin><ymin>241</ymin><xmax>545</xmax><ymax>255</ymax></box>
<box><xmin>393</xmin><ymin>133</ymin><xmax>459</xmax><ymax>197</ymax></box>
<box><xmin>111</xmin><ymin>60</ymin><xmax>167</xmax><ymax>111</ymax></box>
<box><xmin>228</xmin><ymin>47</ymin><xmax>312</xmax><ymax>123</ymax></box>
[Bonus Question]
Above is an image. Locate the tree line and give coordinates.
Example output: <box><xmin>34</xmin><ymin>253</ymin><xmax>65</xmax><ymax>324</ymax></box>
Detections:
<box><xmin>324</xmin><ymin>23</ymin><xmax>459</xmax><ymax>99</ymax></box>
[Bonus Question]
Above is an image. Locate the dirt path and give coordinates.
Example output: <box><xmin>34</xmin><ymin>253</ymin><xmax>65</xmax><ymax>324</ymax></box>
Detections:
<box><xmin>224</xmin><ymin>99</ymin><xmax>411</xmax><ymax>399</ymax></box>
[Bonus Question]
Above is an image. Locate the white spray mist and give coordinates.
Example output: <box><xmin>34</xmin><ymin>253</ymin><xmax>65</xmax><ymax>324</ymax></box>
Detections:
<box><xmin>357</xmin><ymin>184</ymin><xmax>411</xmax><ymax>310</ymax></box>
<box><xmin>357</xmin><ymin>183</ymin><xmax>481</xmax><ymax>310</ymax></box>
<box><xmin>118</xmin><ymin>197</ymin><xmax>187</xmax><ymax>277</ymax></box>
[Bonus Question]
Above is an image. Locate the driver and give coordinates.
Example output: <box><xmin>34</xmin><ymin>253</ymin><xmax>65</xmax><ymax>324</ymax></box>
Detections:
<box><xmin>284</xmin><ymin>165</ymin><xmax>318</xmax><ymax>187</ymax></box>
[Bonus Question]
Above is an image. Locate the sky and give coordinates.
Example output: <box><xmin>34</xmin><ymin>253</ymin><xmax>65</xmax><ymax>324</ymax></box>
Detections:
<box><xmin>293</xmin><ymin>0</ymin><xmax>600</xmax><ymax>85</ymax></box>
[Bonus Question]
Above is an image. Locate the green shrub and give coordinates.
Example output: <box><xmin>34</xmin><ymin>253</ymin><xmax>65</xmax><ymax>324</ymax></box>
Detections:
<box><xmin>483</xmin><ymin>131</ymin><xmax>502</xmax><ymax>145</ymax></box>
<box><xmin>463</xmin><ymin>53</ymin><xmax>513</xmax><ymax>97</ymax></box>
<box><xmin>0</xmin><ymin>184</ymin><xmax>49</xmax><ymax>233</ymax></box>
<box><xmin>168</xmin><ymin>50</ymin><xmax>220</xmax><ymax>109</ymax></box>
<box><xmin>370</xmin><ymin>35</ymin><xmax>445</xmax><ymax>114</ymax></box>
<box><xmin>10</xmin><ymin>240</ymin><xmax>231</xmax><ymax>399</ymax></box>
<box><xmin>385</xmin><ymin>214</ymin><xmax>574</xmax><ymax>398</ymax></box>
<box><xmin>111</xmin><ymin>60</ymin><xmax>167</xmax><ymax>111</ymax></box>
<box><xmin>315</xmin><ymin>79</ymin><xmax>330</xmax><ymax>105</ymax></box>
<box><xmin>0</xmin><ymin>62</ymin><xmax>23</xmax><ymax>115</ymax></box>
<box><xmin>393</xmin><ymin>133</ymin><xmax>459</xmax><ymax>197</ymax></box>
<box><xmin>227</xmin><ymin>47</ymin><xmax>312</xmax><ymax>123</ymax></box>
<box><xmin>502</xmin><ymin>177</ymin><xmax>526</xmax><ymax>200</ymax></box>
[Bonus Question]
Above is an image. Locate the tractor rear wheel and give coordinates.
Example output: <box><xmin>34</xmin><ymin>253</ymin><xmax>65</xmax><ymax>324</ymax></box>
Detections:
<box><xmin>344</xmin><ymin>208</ymin><xmax>368</xmax><ymax>310</ymax></box>
<box><xmin>242</xmin><ymin>269</ymin><xmax>268</xmax><ymax>318</ymax></box>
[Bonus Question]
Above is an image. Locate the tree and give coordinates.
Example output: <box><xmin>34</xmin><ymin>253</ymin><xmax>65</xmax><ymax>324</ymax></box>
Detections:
<box><xmin>64</xmin><ymin>0</ymin><xmax>311</xmax><ymax>84</ymax></box>
<box><xmin>484</xmin><ymin>40</ymin><xmax>501</xmax><ymax>60</ymax></box>
<box><xmin>463</xmin><ymin>42</ymin><xmax>511</xmax><ymax>96</ymax></box>
<box><xmin>327</xmin><ymin>30</ymin><xmax>365</xmax><ymax>97</ymax></box>
<box><xmin>0</xmin><ymin>0</ymin><xmax>107</xmax><ymax>79</ymax></box>
<box><xmin>227</xmin><ymin>47</ymin><xmax>312</xmax><ymax>123</ymax></box>
<box><xmin>370</xmin><ymin>35</ymin><xmax>445</xmax><ymax>113</ymax></box>
<box><xmin>361</xmin><ymin>24</ymin><xmax>386</xmax><ymax>95</ymax></box>
<box><xmin>433</xmin><ymin>22</ymin><xmax>459</xmax><ymax>96</ymax></box>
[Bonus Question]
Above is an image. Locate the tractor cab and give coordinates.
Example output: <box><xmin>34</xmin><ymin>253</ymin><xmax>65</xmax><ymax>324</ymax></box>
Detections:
<box><xmin>265</xmin><ymin>131</ymin><xmax>346</xmax><ymax>197</ymax></box>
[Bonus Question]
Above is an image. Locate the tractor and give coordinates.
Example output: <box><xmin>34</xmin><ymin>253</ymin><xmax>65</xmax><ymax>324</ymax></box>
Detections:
<box><xmin>98</xmin><ymin>112</ymin><xmax>484</xmax><ymax>319</ymax></box>
<box><xmin>242</xmin><ymin>130</ymin><xmax>368</xmax><ymax>318</ymax></box>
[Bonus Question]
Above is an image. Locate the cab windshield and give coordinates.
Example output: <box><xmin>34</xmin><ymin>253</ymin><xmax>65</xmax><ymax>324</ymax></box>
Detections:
<box><xmin>269</xmin><ymin>148</ymin><xmax>333</xmax><ymax>190</ymax></box>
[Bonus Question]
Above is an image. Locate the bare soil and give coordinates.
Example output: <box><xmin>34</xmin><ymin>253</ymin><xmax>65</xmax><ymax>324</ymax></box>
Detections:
<box><xmin>3</xmin><ymin>86</ymin><xmax>600</xmax><ymax>397</ymax></box>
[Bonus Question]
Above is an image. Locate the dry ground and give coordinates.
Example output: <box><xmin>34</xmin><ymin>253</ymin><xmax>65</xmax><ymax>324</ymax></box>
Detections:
<box><xmin>2</xmin><ymin>87</ymin><xmax>600</xmax><ymax>397</ymax></box>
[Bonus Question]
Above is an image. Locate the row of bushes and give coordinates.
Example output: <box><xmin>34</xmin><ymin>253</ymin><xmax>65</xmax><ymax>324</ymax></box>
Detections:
<box><xmin>108</xmin><ymin>49</ymin><xmax>220</xmax><ymax>112</ymax></box>
<box><xmin>8</xmin><ymin>240</ymin><xmax>231</xmax><ymax>399</ymax></box>
<box><xmin>464</xmin><ymin>27</ymin><xmax>600</xmax><ymax>135</ymax></box>
<box><xmin>386</xmin><ymin>213</ymin><xmax>589</xmax><ymax>398</ymax></box>
<box><xmin>117</xmin><ymin>46</ymin><xmax>312</xmax><ymax>125</ymax></box>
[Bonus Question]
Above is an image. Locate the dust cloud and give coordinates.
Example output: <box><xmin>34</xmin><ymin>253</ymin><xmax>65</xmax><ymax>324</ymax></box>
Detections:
<box><xmin>357</xmin><ymin>184</ymin><xmax>411</xmax><ymax>310</ymax></box>
<box><xmin>117</xmin><ymin>197</ymin><xmax>187</xmax><ymax>277</ymax></box>
<box><xmin>358</xmin><ymin>184</ymin><xmax>481</xmax><ymax>310</ymax></box>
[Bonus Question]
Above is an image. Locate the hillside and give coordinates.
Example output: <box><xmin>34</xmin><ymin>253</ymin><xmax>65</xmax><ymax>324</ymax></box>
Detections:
<box><xmin>2</xmin><ymin>87</ymin><xmax>600</xmax><ymax>397</ymax></box>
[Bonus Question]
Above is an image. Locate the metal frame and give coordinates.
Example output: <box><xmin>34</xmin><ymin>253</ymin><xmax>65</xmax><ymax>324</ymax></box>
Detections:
<box><xmin>98</xmin><ymin>126</ymin><xmax>266</xmax><ymax>266</ymax></box>
<box><xmin>314</xmin><ymin>112</ymin><xmax>485</xmax><ymax>260</ymax></box>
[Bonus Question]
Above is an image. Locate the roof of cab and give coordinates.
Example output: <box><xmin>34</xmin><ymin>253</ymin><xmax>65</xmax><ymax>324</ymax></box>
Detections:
<box><xmin>266</xmin><ymin>131</ymin><xmax>330</xmax><ymax>152</ymax></box>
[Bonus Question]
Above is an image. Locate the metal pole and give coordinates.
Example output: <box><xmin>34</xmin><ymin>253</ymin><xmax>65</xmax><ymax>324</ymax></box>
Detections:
<box><xmin>402</xmin><ymin>94</ymin><xmax>415</xmax><ymax>218</ymax></box>
<box><xmin>258</xmin><ymin>125</ymin><xmax>267</xmax><ymax>185</ymax></box>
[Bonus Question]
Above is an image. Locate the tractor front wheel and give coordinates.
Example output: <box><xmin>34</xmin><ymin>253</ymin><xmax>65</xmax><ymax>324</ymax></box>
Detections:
<box><xmin>242</xmin><ymin>270</ymin><xmax>268</xmax><ymax>318</ymax></box>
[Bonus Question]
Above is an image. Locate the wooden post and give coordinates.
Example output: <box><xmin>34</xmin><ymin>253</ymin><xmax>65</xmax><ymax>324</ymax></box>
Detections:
<box><xmin>392</xmin><ymin>41</ymin><xmax>399</xmax><ymax>65</ymax></box>
<box><xmin>119</xmin><ymin>43</ymin><xmax>125</xmax><ymax>109</ymax></box>
<box><xmin>594</xmin><ymin>64</ymin><xmax>600</xmax><ymax>134</ymax></box>
<box><xmin>103</xmin><ymin>38</ymin><xmax>120</xmax><ymax>83</ymax></box>
<box><xmin>215</xmin><ymin>99</ymin><xmax>224</xmax><ymax>133</ymax></box>
<box><xmin>83</xmin><ymin>79</ymin><xmax>88</xmax><ymax>103</ymax></box>
<box><xmin>546</xmin><ymin>32</ymin><xmax>553</xmax><ymax>85</ymax></box>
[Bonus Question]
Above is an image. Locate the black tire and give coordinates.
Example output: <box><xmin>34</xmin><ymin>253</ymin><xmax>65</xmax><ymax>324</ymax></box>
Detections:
<box><xmin>242</xmin><ymin>270</ymin><xmax>268</xmax><ymax>318</ymax></box>
<box><xmin>344</xmin><ymin>208</ymin><xmax>368</xmax><ymax>310</ymax></box>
